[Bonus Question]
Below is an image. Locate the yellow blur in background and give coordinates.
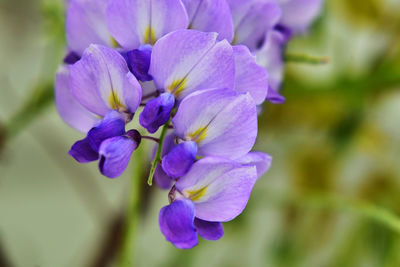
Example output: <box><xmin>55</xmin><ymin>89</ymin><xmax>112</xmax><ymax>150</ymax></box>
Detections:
<box><xmin>0</xmin><ymin>0</ymin><xmax>400</xmax><ymax>266</ymax></box>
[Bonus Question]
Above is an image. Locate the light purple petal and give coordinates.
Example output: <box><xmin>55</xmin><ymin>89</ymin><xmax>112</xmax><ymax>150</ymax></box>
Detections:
<box><xmin>233</xmin><ymin>45</ymin><xmax>268</xmax><ymax>105</ymax></box>
<box><xmin>154</xmin><ymin>165</ymin><xmax>173</xmax><ymax>190</ymax></box>
<box><xmin>66</xmin><ymin>0</ymin><xmax>113</xmax><ymax>56</ymax></box>
<box><xmin>228</xmin><ymin>0</ymin><xmax>281</xmax><ymax>51</ymax></box>
<box><xmin>175</xmin><ymin>157</ymin><xmax>257</xmax><ymax>222</ymax></box>
<box><xmin>172</xmin><ymin>88</ymin><xmax>258</xmax><ymax>159</ymax></box>
<box><xmin>182</xmin><ymin>0</ymin><xmax>234</xmax><ymax>42</ymax></box>
<box><xmin>55</xmin><ymin>66</ymin><xmax>99</xmax><ymax>132</ymax></box>
<box><xmin>70</xmin><ymin>45</ymin><xmax>142</xmax><ymax>116</ymax></box>
<box><xmin>256</xmin><ymin>30</ymin><xmax>286</xmax><ymax>92</ymax></box>
<box><xmin>278</xmin><ymin>0</ymin><xmax>323</xmax><ymax>34</ymax></box>
<box><xmin>159</xmin><ymin>199</ymin><xmax>198</xmax><ymax>249</ymax></box>
<box><xmin>237</xmin><ymin>152</ymin><xmax>272</xmax><ymax>178</ymax></box>
<box><xmin>149</xmin><ymin>30</ymin><xmax>235</xmax><ymax>100</ymax></box>
<box><xmin>161</xmin><ymin>141</ymin><xmax>198</xmax><ymax>178</ymax></box>
<box><xmin>98</xmin><ymin>135</ymin><xmax>139</xmax><ymax>178</ymax></box>
<box><xmin>106</xmin><ymin>0</ymin><xmax>188</xmax><ymax>50</ymax></box>
<box><xmin>194</xmin><ymin>218</ymin><xmax>224</xmax><ymax>241</ymax></box>
<box><xmin>69</xmin><ymin>137</ymin><xmax>99</xmax><ymax>163</ymax></box>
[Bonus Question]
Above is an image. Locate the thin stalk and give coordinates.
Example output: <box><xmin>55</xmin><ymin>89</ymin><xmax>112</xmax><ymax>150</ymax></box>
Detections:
<box><xmin>117</xmin><ymin>146</ymin><xmax>145</xmax><ymax>267</ymax></box>
<box><xmin>284</xmin><ymin>52</ymin><xmax>330</xmax><ymax>64</ymax></box>
<box><xmin>147</xmin><ymin>121</ymin><xmax>169</xmax><ymax>185</ymax></box>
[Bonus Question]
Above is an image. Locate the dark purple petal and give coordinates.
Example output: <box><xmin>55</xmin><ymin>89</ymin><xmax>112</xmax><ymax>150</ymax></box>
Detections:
<box><xmin>87</xmin><ymin>111</ymin><xmax>126</xmax><ymax>152</ymax></box>
<box><xmin>126</xmin><ymin>45</ymin><xmax>153</xmax><ymax>82</ymax></box>
<box><xmin>139</xmin><ymin>93</ymin><xmax>175</xmax><ymax>134</ymax></box>
<box><xmin>194</xmin><ymin>218</ymin><xmax>224</xmax><ymax>241</ymax></box>
<box><xmin>154</xmin><ymin>165</ymin><xmax>173</xmax><ymax>190</ymax></box>
<box><xmin>159</xmin><ymin>199</ymin><xmax>198</xmax><ymax>249</ymax></box>
<box><xmin>98</xmin><ymin>135</ymin><xmax>139</xmax><ymax>178</ymax></box>
<box><xmin>63</xmin><ymin>51</ymin><xmax>81</xmax><ymax>65</ymax></box>
<box><xmin>69</xmin><ymin>137</ymin><xmax>99</xmax><ymax>163</ymax></box>
<box><xmin>266</xmin><ymin>85</ymin><xmax>285</xmax><ymax>104</ymax></box>
<box><xmin>161</xmin><ymin>141</ymin><xmax>198</xmax><ymax>178</ymax></box>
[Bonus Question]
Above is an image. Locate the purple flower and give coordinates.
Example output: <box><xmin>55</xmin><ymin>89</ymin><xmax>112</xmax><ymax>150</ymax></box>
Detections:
<box><xmin>159</xmin><ymin>157</ymin><xmax>257</xmax><ymax>249</ymax></box>
<box><xmin>277</xmin><ymin>0</ymin><xmax>323</xmax><ymax>35</ymax></box>
<box><xmin>66</xmin><ymin>0</ymin><xmax>114</xmax><ymax>57</ymax></box>
<box><xmin>227</xmin><ymin>0</ymin><xmax>282</xmax><ymax>51</ymax></box>
<box><xmin>124</xmin><ymin>45</ymin><xmax>153</xmax><ymax>82</ymax></box>
<box><xmin>149</xmin><ymin>29</ymin><xmax>235</xmax><ymax>101</ymax></box>
<box><xmin>68</xmin><ymin>44</ymin><xmax>142</xmax><ymax>120</ymax></box>
<box><xmin>106</xmin><ymin>0</ymin><xmax>189</xmax><ymax>50</ymax></box>
<box><xmin>159</xmin><ymin>88</ymin><xmax>257</xmax><ymax>178</ymax></box>
<box><xmin>181</xmin><ymin>0</ymin><xmax>234</xmax><ymax>42</ymax></box>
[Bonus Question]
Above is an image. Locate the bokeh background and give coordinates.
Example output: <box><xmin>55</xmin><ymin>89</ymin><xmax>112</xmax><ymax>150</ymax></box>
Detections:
<box><xmin>1</xmin><ymin>0</ymin><xmax>400</xmax><ymax>266</ymax></box>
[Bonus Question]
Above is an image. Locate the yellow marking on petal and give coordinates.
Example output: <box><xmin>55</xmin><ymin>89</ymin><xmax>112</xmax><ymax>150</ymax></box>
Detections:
<box><xmin>167</xmin><ymin>78</ymin><xmax>187</xmax><ymax>97</ymax></box>
<box><xmin>110</xmin><ymin>37</ymin><xmax>120</xmax><ymax>48</ymax></box>
<box><xmin>186</xmin><ymin>186</ymin><xmax>209</xmax><ymax>202</ymax></box>
<box><xmin>108</xmin><ymin>90</ymin><xmax>126</xmax><ymax>110</ymax></box>
<box><xmin>144</xmin><ymin>26</ymin><xmax>156</xmax><ymax>45</ymax></box>
<box><xmin>187</xmin><ymin>126</ymin><xmax>208</xmax><ymax>143</ymax></box>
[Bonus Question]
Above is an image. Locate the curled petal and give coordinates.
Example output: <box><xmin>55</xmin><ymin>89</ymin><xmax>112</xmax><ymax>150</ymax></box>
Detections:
<box><xmin>70</xmin><ymin>45</ymin><xmax>142</xmax><ymax>116</ymax></box>
<box><xmin>194</xmin><ymin>218</ymin><xmax>224</xmax><ymax>241</ymax></box>
<box><xmin>69</xmin><ymin>137</ymin><xmax>99</xmax><ymax>163</ymax></box>
<box><xmin>125</xmin><ymin>45</ymin><xmax>153</xmax><ymax>82</ymax></box>
<box><xmin>98</xmin><ymin>135</ymin><xmax>139</xmax><ymax>178</ymax></box>
<box><xmin>182</xmin><ymin>0</ymin><xmax>234</xmax><ymax>42</ymax></box>
<box><xmin>139</xmin><ymin>93</ymin><xmax>175</xmax><ymax>134</ymax></box>
<box><xmin>159</xmin><ymin>199</ymin><xmax>198</xmax><ymax>249</ymax></box>
<box><xmin>66</xmin><ymin>0</ymin><xmax>112</xmax><ymax>56</ymax></box>
<box><xmin>173</xmin><ymin>88</ymin><xmax>257</xmax><ymax>159</ymax></box>
<box><xmin>87</xmin><ymin>111</ymin><xmax>126</xmax><ymax>152</ymax></box>
<box><xmin>256</xmin><ymin>30</ymin><xmax>286</xmax><ymax>94</ymax></box>
<box><xmin>149</xmin><ymin>30</ymin><xmax>235</xmax><ymax>100</ymax></box>
<box><xmin>106</xmin><ymin>0</ymin><xmax>188</xmax><ymax>50</ymax></box>
<box><xmin>233</xmin><ymin>45</ymin><xmax>268</xmax><ymax>105</ymax></box>
<box><xmin>161</xmin><ymin>141</ymin><xmax>198</xmax><ymax>178</ymax></box>
<box><xmin>175</xmin><ymin>157</ymin><xmax>258</xmax><ymax>222</ymax></box>
<box><xmin>154</xmin><ymin>165</ymin><xmax>173</xmax><ymax>190</ymax></box>
<box><xmin>237</xmin><ymin>152</ymin><xmax>272</xmax><ymax>178</ymax></box>
<box><xmin>55</xmin><ymin>66</ymin><xmax>99</xmax><ymax>133</ymax></box>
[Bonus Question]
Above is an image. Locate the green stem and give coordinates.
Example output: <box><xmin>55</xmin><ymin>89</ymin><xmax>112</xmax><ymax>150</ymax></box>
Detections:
<box><xmin>117</xmin><ymin>146</ymin><xmax>144</xmax><ymax>267</ymax></box>
<box><xmin>147</xmin><ymin>121</ymin><xmax>169</xmax><ymax>186</ymax></box>
<box><xmin>284</xmin><ymin>52</ymin><xmax>330</xmax><ymax>64</ymax></box>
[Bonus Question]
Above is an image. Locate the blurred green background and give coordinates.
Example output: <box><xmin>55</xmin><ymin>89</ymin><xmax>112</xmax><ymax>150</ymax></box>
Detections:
<box><xmin>1</xmin><ymin>0</ymin><xmax>400</xmax><ymax>266</ymax></box>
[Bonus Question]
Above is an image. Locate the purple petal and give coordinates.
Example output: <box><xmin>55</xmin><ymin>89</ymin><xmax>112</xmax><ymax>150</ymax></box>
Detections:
<box><xmin>98</xmin><ymin>135</ymin><xmax>139</xmax><ymax>178</ymax></box>
<box><xmin>66</xmin><ymin>0</ymin><xmax>113</xmax><ymax>56</ymax></box>
<box><xmin>70</xmin><ymin>45</ymin><xmax>142</xmax><ymax>116</ymax></box>
<box><xmin>172</xmin><ymin>88</ymin><xmax>257</xmax><ymax>159</ymax></box>
<box><xmin>266</xmin><ymin>85</ymin><xmax>285</xmax><ymax>104</ymax></box>
<box><xmin>63</xmin><ymin>51</ymin><xmax>81</xmax><ymax>65</ymax></box>
<box><xmin>55</xmin><ymin>66</ymin><xmax>99</xmax><ymax>133</ymax></box>
<box><xmin>154</xmin><ymin>165</ymin><xmax>173</xmax><ymax>190</ymax></box>
<box><xmin>278</xmin><ymin>0</ymin><xmax>323</xmax><ymax>34</ymax></box>
<box><xmin>139</xmin><ymin>93</ymin><xmax>175</xmax><ymax>134</ymax></box>
<box><xmin>69</xmin><ymin>137</ymin><xmax>99</xmax><ymax>163</ymax></box>
<box><xmin>87</xmin><ymin>111</ymin><xmax>126</xmax><ymax>152</ymax></box>
<box><xmin>237</xmin><ymin>152</ymin><xmax>272</xmax><ymax>178</ymax></box>
<box><xmin>194</xmin><ymin>218</ymin><xmax>224</xmax><ymax>241</ymax></box>
<box><xmin>175</xmin><ymin>157</ymin><xmax>258</xmax><ymax>222</ymax></box>
<box><xmin>182</xmin><ymin>0</ymin><xmax>234</xmax><ymax>42</ymax></box>
<box><xmin>106</xmin><ymin>0</ymin><xmax>188</xmax><ymax>50</ymax></box>
<box><xmin>161</xmin><ymin>141</ymin><xmax>198</xmax><ymax>178</ymax></box>
<box><xmin>149</xmin><ymin>30</ymin><xmax>235</xmax><ymax>100</ymax></box>
<box><xmin>159</xmin><ymin>199</ymin><xmax>198</xmax><ymax>249</ymax></box>
<box><xmin>233</xmin><ymin>45</ymin><xmax>268</xmax><ymax>105</ymax></box>
<box><xmin>126</xmin><ymin>45</ymin><xmax>153</xmax><ymax>82</ymax></box>
<box><xmin>256</xmin><ymin>30</ymin><xmax>286</xmax><ymax>93</ymax></box>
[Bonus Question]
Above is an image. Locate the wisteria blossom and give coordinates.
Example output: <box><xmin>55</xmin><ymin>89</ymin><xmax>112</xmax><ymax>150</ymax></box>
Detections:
<box><xmin>55</xmin><ymin>0</ymin><xmax>324</xmax><ymax>250</ymax></box>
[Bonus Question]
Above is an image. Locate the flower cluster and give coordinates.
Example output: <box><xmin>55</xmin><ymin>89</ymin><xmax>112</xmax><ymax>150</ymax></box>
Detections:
<box><xmin>56</xmin><ymin>0</ymin><xmax>322</xmax><ymax>249</ymax></box>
